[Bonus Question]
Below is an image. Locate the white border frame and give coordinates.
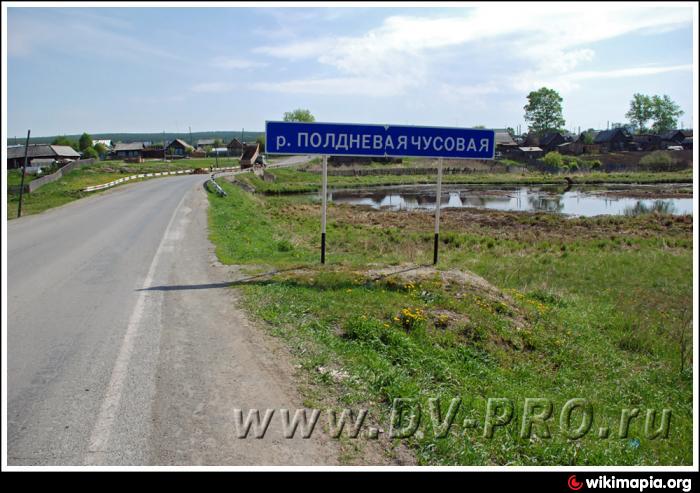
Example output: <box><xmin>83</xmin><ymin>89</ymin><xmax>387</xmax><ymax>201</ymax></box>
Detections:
<box><xmin>1</xmin><ymin>0</ymin><xmax>698</xmax><ymax>473</ymax></box>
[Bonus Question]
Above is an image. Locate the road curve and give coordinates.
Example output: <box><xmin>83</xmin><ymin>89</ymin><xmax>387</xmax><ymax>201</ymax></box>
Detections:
<box><xmin>7</xmin><ymin>172</ymin><xmax>337</xmax><ymax>466</ymax></box>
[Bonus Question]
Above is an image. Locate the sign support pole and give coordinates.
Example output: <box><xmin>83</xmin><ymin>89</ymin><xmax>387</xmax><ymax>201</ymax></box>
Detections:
<box><xmin>321</xmin><ymin>154</ymin><xmax>328</xmax><ymax>264</ymax></box>
<box><xmin>433</xmin><ymin>157</ymin><xmax>443</xmax><ymax>265</ymax></box>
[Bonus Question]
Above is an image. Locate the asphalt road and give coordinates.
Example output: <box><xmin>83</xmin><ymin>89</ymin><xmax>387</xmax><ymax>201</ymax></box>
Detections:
<box><xmin>7</xmin><ymin>165</ymin><xmax>336</xmax><ymax>466</ymax></box>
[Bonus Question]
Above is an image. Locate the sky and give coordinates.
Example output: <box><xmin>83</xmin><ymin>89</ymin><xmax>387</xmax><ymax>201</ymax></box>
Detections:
<box><xmin>5</xmin><ymin>3</ymin><xmax>696</xmax><ymax>137</ymax></box>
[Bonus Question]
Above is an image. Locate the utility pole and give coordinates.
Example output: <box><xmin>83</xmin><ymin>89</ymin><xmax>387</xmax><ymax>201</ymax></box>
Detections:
<box><xmin>189</xmin><ymin>126</ymin><xmax>193</xmax><ymax>147</ymax></box>
<box><xmin>17</xmin><ymin>130</ymin><xmax>31</xmax><ymax>218</ymax></box>
<box><xmin>163</xmin><ymin>131</ymin><xmax>167</xmax><ymax>161</ymax></box>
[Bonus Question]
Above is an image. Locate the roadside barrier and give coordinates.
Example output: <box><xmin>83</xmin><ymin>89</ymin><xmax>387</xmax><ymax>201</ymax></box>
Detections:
<box><xmin>82</xmin><ymin>166</ymin><xmax>240</xmax><ymax>192</ymax></box>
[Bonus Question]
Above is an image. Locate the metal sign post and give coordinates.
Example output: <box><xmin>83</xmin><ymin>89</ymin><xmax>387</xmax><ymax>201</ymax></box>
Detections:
<box><xmin>433</xmin><ymin>158</ymin><xmax>443</xmax><ymax>265</ymax></box>
<box><xmin>321</xmin><ymin>155</ymin><xmax>328</xmax><ymax>264</ymax></box>
<box><xmin>265</xmin><ymin>121</ymin><xmax>495</xmax><ymax>265</ymax></box>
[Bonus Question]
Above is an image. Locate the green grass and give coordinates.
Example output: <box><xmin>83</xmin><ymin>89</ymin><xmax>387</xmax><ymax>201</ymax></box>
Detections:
<box><xmin>6</xmin><ymin>157</ymin><xmax>243</xmax><ymax>219</ymax></box>
<box><xmin>207</xmin><ymin>180</ymin><xmax>693</xmax><ymax>465</ymax></box>
<box><xmin>236</xmin><ymin>168</ymin><xmax>693</xmax><ymax>194</ymax></box>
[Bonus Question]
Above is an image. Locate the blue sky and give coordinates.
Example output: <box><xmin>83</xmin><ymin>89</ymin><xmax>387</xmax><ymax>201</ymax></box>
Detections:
<box><xmin>6</xmin><ymin>4</ymin><xmax>695</xmax><ymax>137</ymax></box>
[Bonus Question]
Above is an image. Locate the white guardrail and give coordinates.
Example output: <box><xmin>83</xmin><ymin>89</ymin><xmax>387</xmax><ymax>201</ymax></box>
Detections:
<box><xmin>82</xmin><ymin>166</ymin><xmax>240</xmax><ymax>192</ymax></box>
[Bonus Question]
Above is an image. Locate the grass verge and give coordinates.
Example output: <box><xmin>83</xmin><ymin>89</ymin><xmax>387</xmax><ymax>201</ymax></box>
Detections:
<box><xmin>207</xmin><ymin>179</ymin><xmax>693</xmax><ymax>465</ymax></box>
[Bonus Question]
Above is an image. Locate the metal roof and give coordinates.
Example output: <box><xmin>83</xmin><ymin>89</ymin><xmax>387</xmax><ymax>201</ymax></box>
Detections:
<box><xmin>7</xmin><ymin>144</ymin><xmax>80</xmax><ymax>160</ymax></box>
<box><xmin>113</xmin><ymin>142</ymin><xmax>146</xmax><ymax>152</ymax></box>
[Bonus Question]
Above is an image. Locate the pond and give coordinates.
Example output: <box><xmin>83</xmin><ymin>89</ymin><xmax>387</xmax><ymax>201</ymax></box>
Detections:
<box><xmin>319</xmin><ymin>184</ymin><xmax>693</xmax><ymax>217</ymax></box>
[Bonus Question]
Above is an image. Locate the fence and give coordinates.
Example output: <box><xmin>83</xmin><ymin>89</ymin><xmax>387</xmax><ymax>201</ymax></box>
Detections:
<box><xmin>82</xmin><ymin>165</ymin><xmax>240</xmax><ymax>192</ymax></box>
<box><xmin>27</xmin><ymin>158</ymin><xmax>96</xmax><ymax>193</ymax></box>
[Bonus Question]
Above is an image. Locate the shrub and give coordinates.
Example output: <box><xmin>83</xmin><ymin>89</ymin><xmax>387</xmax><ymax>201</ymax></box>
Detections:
<box><xmin>562</xmin><ymin>155</ymin><xmax>580</xmax><ymax>170</ymax></box>
<box><xmin>639</xmin><ymin>151</ymin><xmax>675</xmax><ymax>171</ymax></box>
<box><xmin>276</xmin><ymin>239</ymin><xmax>293</xmax><ymax>252</ymax></box>
<box><xmin>542</xmin><ymin>151</ymin><xmax>564</xmax><ymax>168</ymax></box>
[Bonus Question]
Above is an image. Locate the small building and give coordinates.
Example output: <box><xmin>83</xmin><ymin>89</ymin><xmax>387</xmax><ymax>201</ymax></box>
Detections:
<box><xmin>166</xmin><ymin>138</ymin><xmax>193</xmax><ymax>157</ymax></box>
<box><xmin>494</xmin><ymin>129</ymin><xmax>518</xmax><ymax>154</ymax></box>
<box><xmin>210</xmin><ymin>147</ymin><xmax>229</xmax><ymax>157</ymax></box>
<box><xmin>196</xmin><ymin>139</ymin><xmax>216</xmax><ymax>149</ymax></box>
<box><xmin>515</xmin><ymin>146</ymin><xmax>543</xmax><ymax>160</ymax></box>
<box><xmin>631</xmin><ymin>134</ymin><xmax>662</xmax><ymax>152</ymax></box>
<box><xmin>7</xmin><ymin>144</ymin><xmax>81</xmax><ymax>169</ymax></box>
<box><xmin>681</xmin><ymin>137</ymin><xmax>693</xmax><ymax>150</ymax></box>
<box><xmin>594</xmin><ymin>128</ymin><xmax>632</xmax><ymax>152</ymax></box>
<box><xmin>113</xmin><ymin>142</ymin><xmax>146</xmax><ymax>159</ymax></box>
<box><xmin>539</xmin><ymin>132</ymin><xmax>569</xmax><ymax>153</ymax></box>
<box><xmin>660</xmin><ymin>130</ymin><xmax>688</xmax><ymax>144</ymax></box>
<box><xmin>227</xmin><ymin>138</ymin><xmax>245</xmax><ymax>155</ymax></box>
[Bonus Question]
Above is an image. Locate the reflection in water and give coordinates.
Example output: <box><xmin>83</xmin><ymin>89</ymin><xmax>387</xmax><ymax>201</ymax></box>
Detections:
<box><xmin>323</xmin><ymin>186</ymin><xmax>692</xmax><ymax>217</ymax></box>
<box><xmin>624</xmin><ymin>200</ymin><xmax>677</xmax><ymax>216</ymax></box>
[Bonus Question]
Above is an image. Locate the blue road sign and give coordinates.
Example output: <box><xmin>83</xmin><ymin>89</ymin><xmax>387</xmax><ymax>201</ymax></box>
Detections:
<box><xmin>266</xmin><ymin>121</ymin><xmax>495</xmax><ymax>160</ymax></box>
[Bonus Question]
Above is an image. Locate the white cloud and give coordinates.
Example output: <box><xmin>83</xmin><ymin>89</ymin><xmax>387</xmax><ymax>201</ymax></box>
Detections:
<box><xmin>252</xmin><ymin>4</ymin><xmax>691</xmax><ymax>96</ymax></box>
<box><xmin>191</xmin><ymin>82</ymin><xmax>236</xmax><ymax>94</ymax></box>
<box><xmin>211</xmin><ymin>57</ymin><xmax>267</xmax><ymax>70</ymax></box>
<box><xmin>512</xmin><ymin>64</ymin><xmax>693</xmax><ymax>93</ymax></box>
<box><xmin>251</xmin><ymin>76</ymin><xmax>412</xmax><ymax>97</ymax></box>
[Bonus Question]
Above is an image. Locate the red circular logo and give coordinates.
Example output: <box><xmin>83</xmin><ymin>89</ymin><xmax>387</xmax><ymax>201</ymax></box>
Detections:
<box><xmin>568</xmin><ymin>475</ymin><xmax>584</xmax><ymax>491</ymax></box>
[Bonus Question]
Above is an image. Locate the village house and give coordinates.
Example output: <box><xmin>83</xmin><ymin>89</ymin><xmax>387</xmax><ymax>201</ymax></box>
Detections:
<box><xmin>631</xmin><ymin>134</ymin><xmax>663</xmax><ymax>152</ymax></box>
<box><xmin>227</xmin><ymin>138</ymin><xmax>245</xmax><ymax>156</ymax></box>
<box><xmin>196</xmin><ymin>139</ymin><xmax>216</xmax><ymax>150</ymax></box>
<box><xmin>660</xmin><ymin>130</ymin><xmax>692</xmax><ymax>149</ymax></box>
<box><xmin>494</xmin><ymin>129</ymin><xmax>518</xmax><ymax>155</ymax></box>
<box><xmin>166</xmin><ymin>138</ymin><xmax>193</xmax><ymax>157</ymax></box>
<box><xmin>112</xmin><ymin>142</ymin><xmax>146</xmax><ymax>159</ymax></box>
<box><xmin>514</xmin><ymin>146</ymin><xmax>543</xmax><ymax>160</ymax></box>
<box><xmin>538</xmin><ymin>131</ymin><xmax>571</xmax><ymax>153</ymax></box>
<box><xmin>594</xmin><ymin>128</ymin><xmax>633</xmax><ymax>152</ymax></box>
<box><xmin>7</xmin><ymin>144</ymin><xmax>81</xmax><ymax>169</ymax></box>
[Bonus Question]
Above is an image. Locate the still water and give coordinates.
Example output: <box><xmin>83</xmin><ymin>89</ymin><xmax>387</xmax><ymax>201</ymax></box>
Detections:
<box><xmin>321</xmin><ymin>185</ymin><xmax>693</xmax><ymax>217</ymax></box>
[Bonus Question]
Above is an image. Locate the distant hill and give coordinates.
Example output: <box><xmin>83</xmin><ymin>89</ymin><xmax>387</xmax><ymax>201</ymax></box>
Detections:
<box><xmin>10</xmin><ymin>131</ymin><xmax>264</xmax><ymax>146</ymax></box>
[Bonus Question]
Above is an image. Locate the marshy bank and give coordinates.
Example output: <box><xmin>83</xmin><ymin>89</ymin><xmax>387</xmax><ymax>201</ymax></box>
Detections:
<box><xmin>207</xmin><ymin>178</ymin><xmax>693</xmax><ymax>466</ymax></box>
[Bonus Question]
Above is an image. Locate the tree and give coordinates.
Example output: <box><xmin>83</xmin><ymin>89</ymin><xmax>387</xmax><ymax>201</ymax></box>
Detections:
<box><xmin>625</xmin><ymin>94</ymin><xmax>653</xmax><ymax>133</ymax></box>
<box><xmin>283</xmin><ymin>108</ymin><xmax>315</xmax><ymax>123</ymax></box>
<box><xmin>256</xmin><ymin>135</ymin><xmax>266</xmax><ymax>152</ymax></box>
<box><xmin>505</xmin><ymin>127</ymin><xmax>516</xmax><ymax>138</ymax></box>
<box><xmin>523</xmin><ymin>87</ymin><xmax>565</xmax><ymax>135</ymax></box>
<box><xmin>52</xmin><ymin>135</ymin><xmax>79</xmax><ymax>151</ymax></box>
<box><xmin>213</xmin><ymin>139</ymin><xmax>223</xmax><ymax>148</ymax></box>
<box><xmin>542</xmin><ymin>151</ymin><xmax>564</xmax><ymax>168</ymax></box>
<box><xmin>582</xmin><ymin>129</ymin><xmax>596</xmax><ymax>145</ymax></box>
<box><xmin>650</xmin><ymin>95</ymin><xmax>684</xmax><ymax>134</ymax></box>
<box><xmin>81</xmin><ymin>146</ymin><xmax>99</xmax><ymax>159</ymax></box>
<box><xmin>94</xmin><ymin>142</ymin><xmax>108</xmax><ymax>155</ymax></box>
<box><xmin>78</xmin><ymin>132</ymin><xmax>93</xmax><ymax>151</ymax></box>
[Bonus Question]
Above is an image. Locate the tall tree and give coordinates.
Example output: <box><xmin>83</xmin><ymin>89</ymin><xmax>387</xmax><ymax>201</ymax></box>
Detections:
<box><xmin>625</xmin><ymin>94</ymin><xmax>654</xmax><ymax>133</ymax></box>
<box><xmin>650</xmin><ymin>95</ymin><xmax>684</xmax><ymax>134</ymax></box>
<box><xmin>78</xmin><ymin>132</ymin><xmax>93</xmax><ymax>151</ymax></box>
<box><xmin>283</xmin><ymin>108</ymin><xmax>315</xmax><ymax>123</ymax></box>
<box><xmin>523</xmin><ymin>87</ymin><xmax>565</xmax><ymax>135</ymax></box>
<box><xmin>52</xmin><ymin>135</ymin><xmax>79</xmax><ymax>150</ymax></box>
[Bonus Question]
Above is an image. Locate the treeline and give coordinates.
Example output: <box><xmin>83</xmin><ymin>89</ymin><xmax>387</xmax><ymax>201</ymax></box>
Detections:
<box><xmin>15</xmin><ymin>130</ymin><xmax>264</xmax><ymax>146</ymax></box>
